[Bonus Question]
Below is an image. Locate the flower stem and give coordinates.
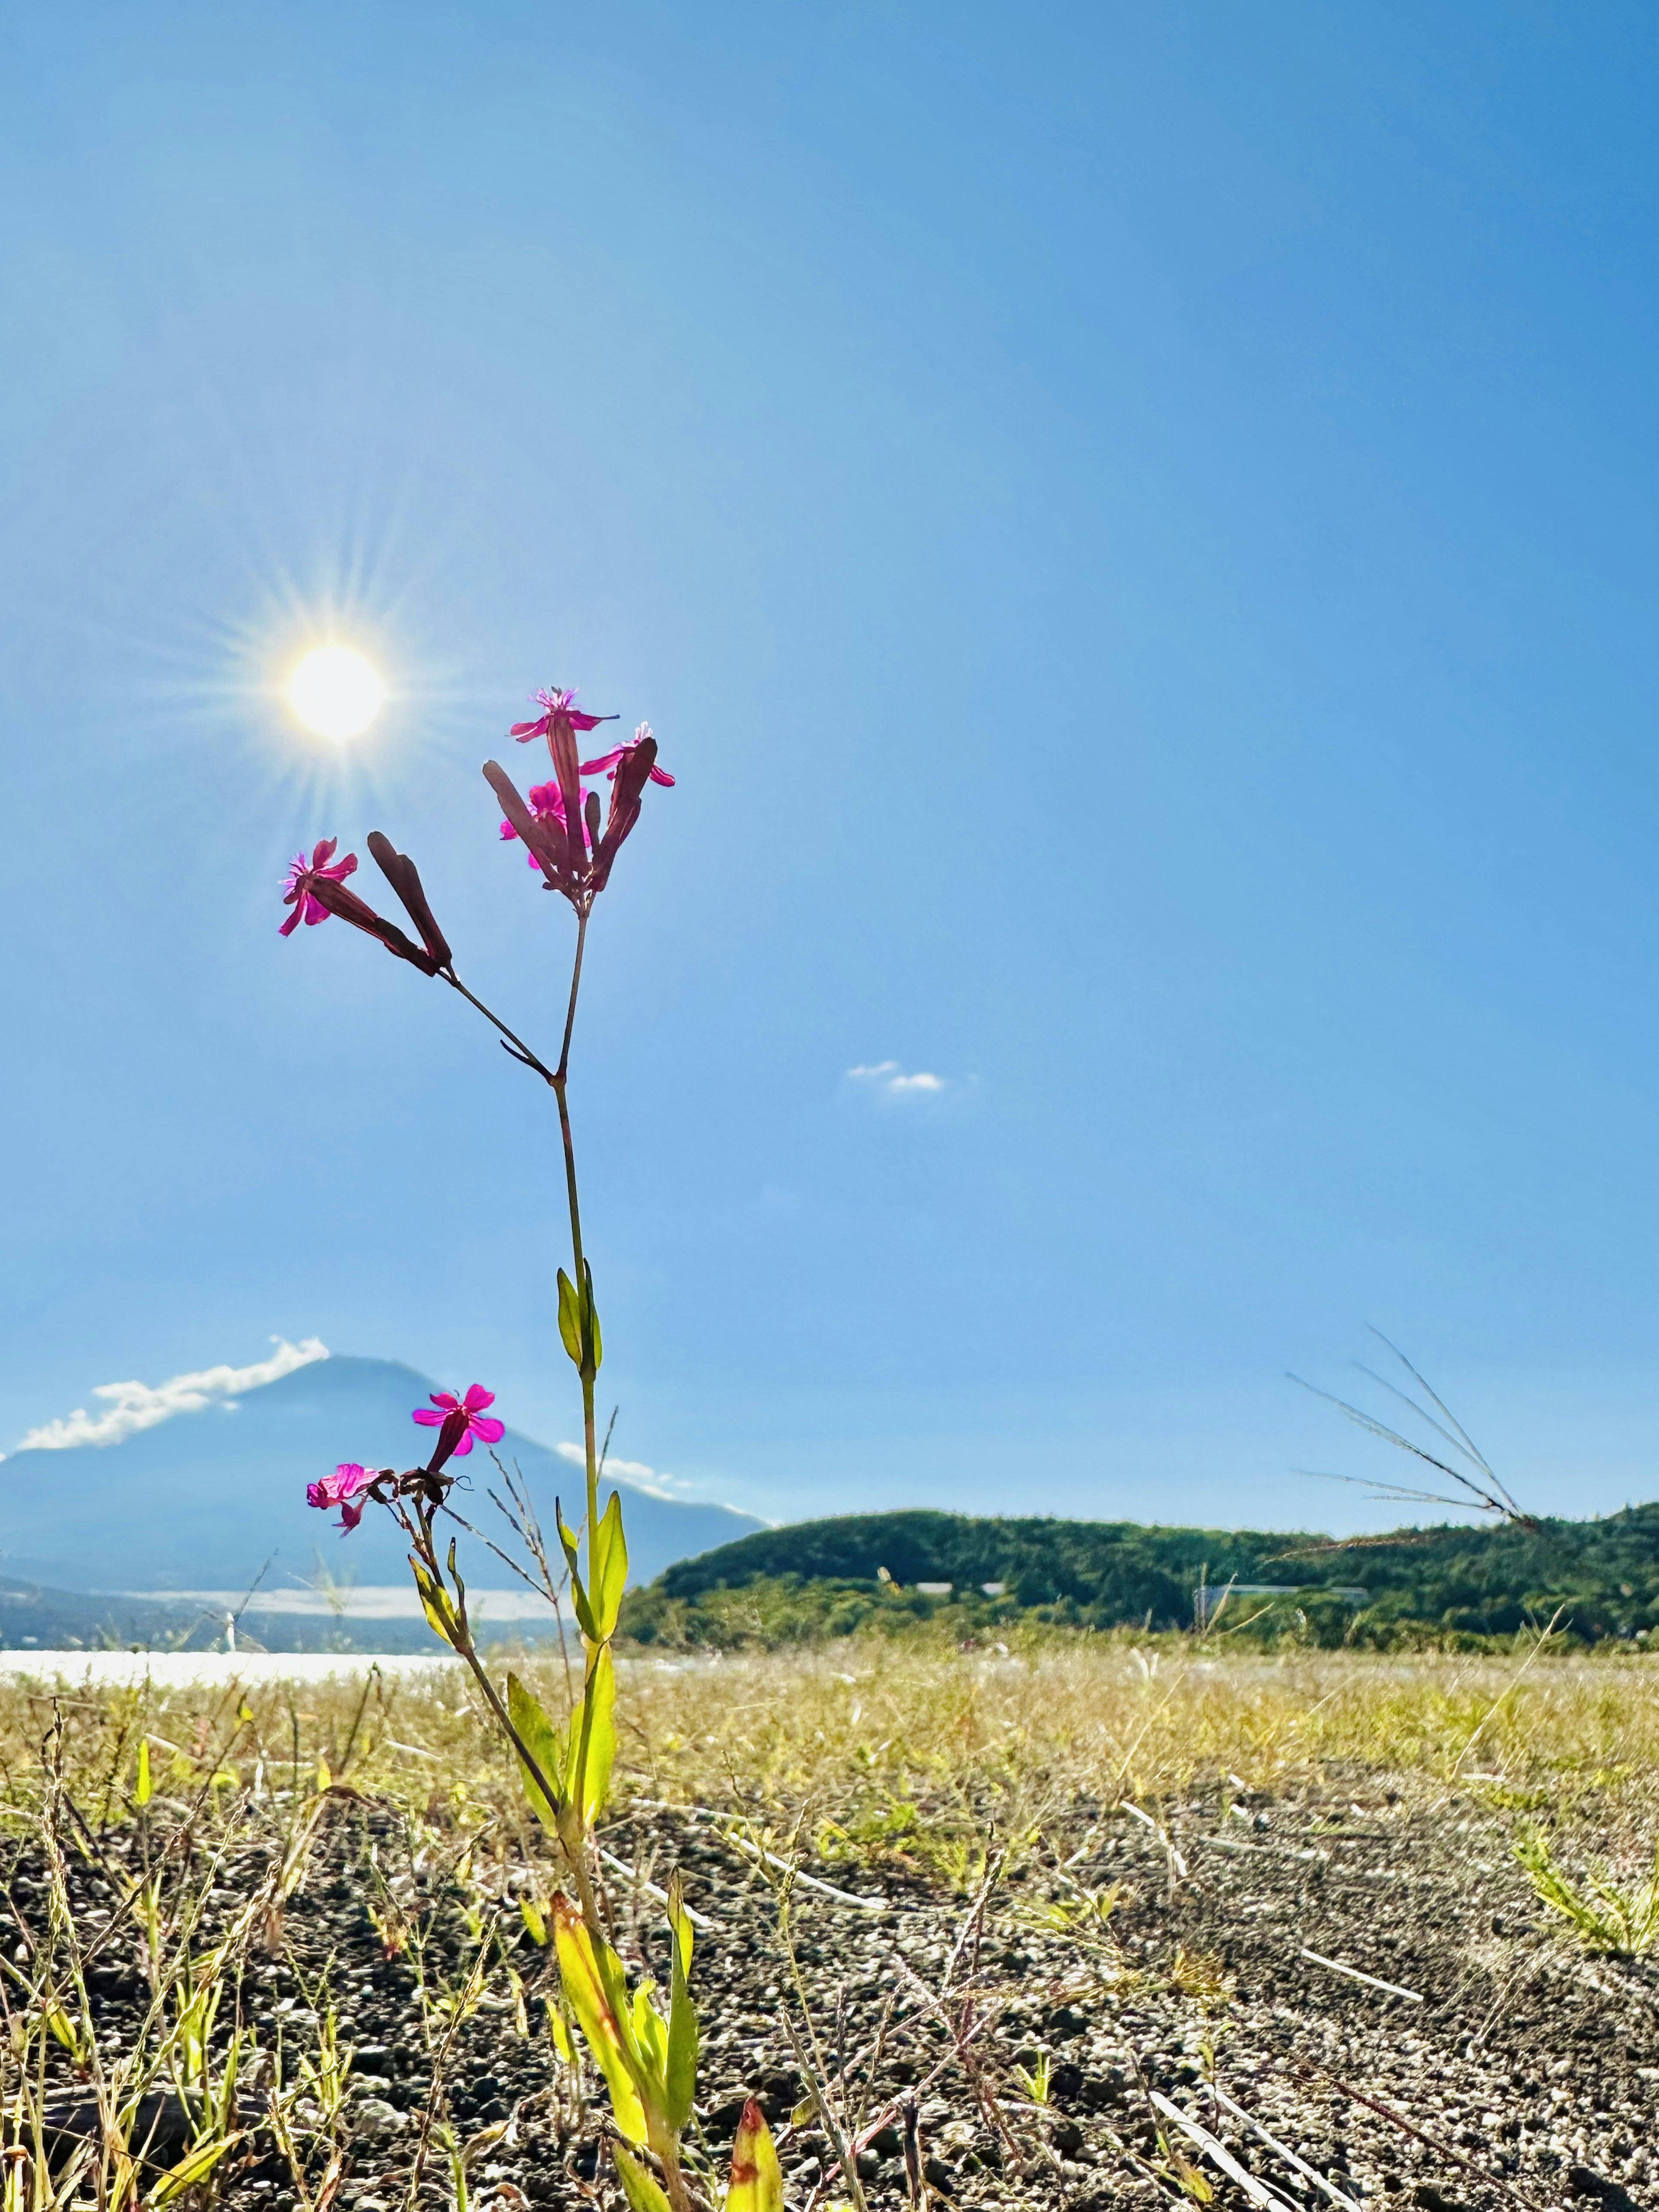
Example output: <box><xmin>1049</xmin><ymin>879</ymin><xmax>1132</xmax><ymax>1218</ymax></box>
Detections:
<box><xmin>550</xmin><ymin>913</ymin><xmax>598</xmax><ymax>1551</ymax></box>
<box><xmin>442</xmin><ymin>971</ymin><xmax>558</xmax><ymax>1084</ymax></box>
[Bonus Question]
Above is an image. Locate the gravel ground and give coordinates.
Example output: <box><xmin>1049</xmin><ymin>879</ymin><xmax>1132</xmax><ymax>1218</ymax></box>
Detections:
<box><xmin>5</xmin><ymin>1774</ymin><xmax>1654</xmax><ymax>2212</ymax></box>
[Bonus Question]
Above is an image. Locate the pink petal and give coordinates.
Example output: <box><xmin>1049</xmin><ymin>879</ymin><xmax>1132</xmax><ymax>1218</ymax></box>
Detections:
<box><xmin>500</xmin><ymin>820</ymin><xmax>520</xmax><ymax>841</ymax></box>
<box><xmin>312</xmin><ymin>837</ymin><xmax>337</xmax><ymax>868</ymax></box>
<box><xmin>648</xmin><ymin>765</ymin><xmax>676</xmax><ymax>786</ymax></box>
<box><xmin>462</xmin><ymin>1385</ymin><xmax>495</xmax><ymax>1412</ymax></box>
<box><xmin>450</xmin><ymin>1430</ymin><xmax>474</xmax><ymax>1456</ymax></box>
<box><xmin>410</xmin><ymin>1407</ymin><xmax>444</xmax><ymax>1428</ymax></box>
<box><xmin>302</xmin><ymin>894</ymin><xmax>329</xmax><ymax>924</ymax></box>
<box><xmin>278</xmin><ymin>907</ymin><xmax>302</xmax><ymax>936</ymax></box>
<box><xmin>579</xmin><ymin>747</ymin><xmax>625</xmax><ymax>776</ymax></box>
<box><xmin>470</xmin><ymin>1415</ymin><xmax>505</xmax><ymax>1444</ymax></box>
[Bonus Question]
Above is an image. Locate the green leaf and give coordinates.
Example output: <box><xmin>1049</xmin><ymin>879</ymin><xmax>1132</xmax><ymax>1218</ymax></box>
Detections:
<box><xmin>630</xmin><ymin>1978</ymin><xmax>668</xmax><ymax>2088</ymax></box>
<box><xmin>519</xmin><ymin>1898</ymin><xmax>547</xmax><ymax>1947</ymax></box>
<box><xmin>506</xmin><ymin>1671</ymin><xmax>568</xmax><ymax>1835</ymax></box>
<box><xmin>410</xmin><ymin>1556</ymin><xmax>460</xmax><ymax>1644</ymax></box>
<box><xmin>590</xmin><ymin>1491</ymin><xmax>629</xmax><ymax>1640</ymax></box>
<box><xmin>566</xmin><ymin>1643</ymin><xmax>616</xmax><ymax>1827</ymax></box>
<box><xmin>151</xmin><ymin>2134</ymin><xmax>241</xmax><ymax>2207</ymax></box>
<box><xmin>611</xmin><ymin>2144</ymin><xmax>672</xmax><ymax>2212</ymax></box>
<box><xmin>664</xmin><ymin>1871</ymin><xmax>697</xmax><ymax>2133</ymax></box>
<box><xmin>582</xmin><ymin>1260</ymin><xmax>603</xmax><ymax>1372</ymax></box>
<box><xmin>135</xmin><ymin>1739</ymin><xmax>152</xmax><ymax>1807</ymax></box>
<box><xmin>552</xmin><ymin>1896</ymin><xmax>649</xmax><ymax>2145</ymax></box>
<box><xmin>557</xmin><ymin>1268</ymin><xmax>584</xmax><ymax>1368</ymax></box>
<box><xmin>555</xmin><ymin>1501</ymin><xmax>598</xmax><ymax>1641</ymax></box>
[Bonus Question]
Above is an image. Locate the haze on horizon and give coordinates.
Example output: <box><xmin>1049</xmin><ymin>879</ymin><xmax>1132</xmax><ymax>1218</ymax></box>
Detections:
<box><xmin>2</xmin><ymin>3</ymin><xmax>1655</xmax><ymax>1536</ymax></box>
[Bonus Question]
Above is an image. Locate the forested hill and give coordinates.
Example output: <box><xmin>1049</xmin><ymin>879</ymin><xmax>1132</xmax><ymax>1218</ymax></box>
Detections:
<box><xmin>636</xmin><ymin>1504</ymin><xmax>1659</xmax><ymax>1644</ymax></box>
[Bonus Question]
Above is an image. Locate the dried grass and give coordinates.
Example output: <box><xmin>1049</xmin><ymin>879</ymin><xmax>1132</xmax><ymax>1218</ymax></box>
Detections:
<box><xmin>1</xmin><ymin>1638</ymin><xmax>1654</xmax><ymax>1837</ymax></box>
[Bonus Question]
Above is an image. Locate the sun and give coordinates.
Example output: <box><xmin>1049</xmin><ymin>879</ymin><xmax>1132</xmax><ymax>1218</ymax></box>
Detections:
<box><xmin>286</xmin><ymin>644</ymin><xmax>387</xmax><ymax>740</ymax></box>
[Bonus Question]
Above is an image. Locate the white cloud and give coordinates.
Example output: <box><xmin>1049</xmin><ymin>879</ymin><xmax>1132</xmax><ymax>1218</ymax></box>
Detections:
<box><xmin>846</xmin><ymin>1060</ymin><xmax>948</xmax><ymax>1100</ymax></box>
<box><xmin>555</xmin><ymin>1439</ymin><xmax>696</xmax><ymax>1502</ymax></box>
<box><xmin>10</xmin><ymin>1338</ymin><xmax>330</xmax><ymax>1454</ymax></box>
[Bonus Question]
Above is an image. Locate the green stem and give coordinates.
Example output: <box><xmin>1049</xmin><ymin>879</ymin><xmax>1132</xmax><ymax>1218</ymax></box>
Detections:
<box><xmin>550</xmin><ymin>913</ymin><xmax>600</xmax><ymax>1586</ymax></box>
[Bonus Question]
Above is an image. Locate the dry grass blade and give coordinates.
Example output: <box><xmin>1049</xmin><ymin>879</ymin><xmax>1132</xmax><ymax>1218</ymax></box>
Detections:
<box><xmin>1148</xmin><ymin>2091</ymin><xmax>1296</xmax><ymax>2211</ymax></box>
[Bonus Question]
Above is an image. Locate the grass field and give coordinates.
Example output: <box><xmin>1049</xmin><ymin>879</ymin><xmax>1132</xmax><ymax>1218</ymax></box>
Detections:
<box><xmin>0</xmin><ymin>1637</ymin><xmax>1655</xmax><ymax>2212</ymax></box>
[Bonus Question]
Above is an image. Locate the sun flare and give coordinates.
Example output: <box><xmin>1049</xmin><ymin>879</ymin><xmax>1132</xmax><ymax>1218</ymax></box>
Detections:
<box><xmin>286</xmin><ymin>644</ymin><xmax>387</xmax><ymax>740</ymax></box>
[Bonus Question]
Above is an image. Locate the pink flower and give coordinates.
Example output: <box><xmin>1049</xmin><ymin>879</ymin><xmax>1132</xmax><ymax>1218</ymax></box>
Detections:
<box><xmin>500</xmin><ymin>780</ymin><xmax>589</xmax><ymax>865</ymax></box>
<box><xmin>305</xmin><ymin>1461</ymin><xmax>377</xmax><ymax>1534</ymax></box>
<box><xmin>581</xmin><ymin>725</ymin><xmax>676</xmax><ymax>790</ymax></box>
<box><xmin>483</xmin><ymin>721</ymin><xmax>672</xmax><ymax>911</ymax></box>
<box><xmin>276</xmin><ymin>834</ymin><xmax>442</xmax><ymax>974</ymax></box>
<box><xmin>279</xmin><ymin>838</ymin><xmax>357</xmax><ymax>935</ymax></box>
<box><xmin>509</xmin><ymin>687</ymin><xmax>617</xmax><ymax>745</ymax></box>
<box><xmin>412</xmin><ymin>1384</ymin><xmax>505</xmax><ymax>1470</ymax></box>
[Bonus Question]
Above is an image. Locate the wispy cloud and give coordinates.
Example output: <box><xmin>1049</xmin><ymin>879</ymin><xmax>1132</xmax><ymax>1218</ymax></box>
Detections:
<box><xmin>846</xmin><ymin>1059</ymin><xmax>949</xmax><ymax>1101</ymax></box>
<box><xmin>556</xmin><ymin>1439</ymin><xmax>699</xmax><ymax>1502</ymax></box>
<box><xmin>10</xmin><ymin>1338</ymin><xmax>330</xmax><ymax>1455</ymax></box>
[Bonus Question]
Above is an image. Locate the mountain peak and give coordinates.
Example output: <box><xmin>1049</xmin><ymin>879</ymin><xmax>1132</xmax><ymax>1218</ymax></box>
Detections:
<box><xmin>0</xmin><ymin>1349</ymin><xmax>757</xmax><ymax>1593</ymax></box>
<box><xmin>9</xmin><ymin>1338</ymin><xmax>330</xmax><ymax>1456</ymax></box>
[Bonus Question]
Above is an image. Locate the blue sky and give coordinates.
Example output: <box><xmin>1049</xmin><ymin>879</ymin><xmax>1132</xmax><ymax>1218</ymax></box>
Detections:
<box><xmin>2</xmin><ymin>1</ymin><xmax>1655</xmax><ymax>1532</ymax></box>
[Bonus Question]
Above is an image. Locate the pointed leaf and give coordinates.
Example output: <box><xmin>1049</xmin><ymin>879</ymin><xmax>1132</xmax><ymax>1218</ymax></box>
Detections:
<box><xmin>630</xmin><ymin>1979</ymin><xmax>668</xmax><ymax>2089</ymax></box>
<box><xmin>555</xmin><ymin>1501</ymin><xmax>598</xmax><ymax>1640</ymax></box>
<box><xmin>506</xmin><ymin>1672</ymin><xmax>568</xmax><ymax>1835</ymax></box>
<box><xmin>135</xmin><ymin>1740</ymin><xmax>152</xmax><ymax>1807</ymax></box>
<box><xmin>728</xmin><ymin>2100</ymin><xmax>784</xmax><ymax>2212</ymax></box>
<box><xmin>611</xmin><ymin>2145</ymin><xmax>672</xmax><ymax>2212</ymax></box>
<box><xmin>410</xmin><ymin>1557</ymin><xmax>460</xmax><ymax>1644</ymax></box>
<box><xmin>557</xmin><ymin>1269</ymin><xmax>584</xmax><ymax>1368</ymax></box>
<box><xmin>582</xmin><ymin>1259</ymin><xmax>603</xmax><ymax>1372</ymax></box>
<box><xmin>566</xmin><ymin>1642</ymin><xmax>617</xmax><ymax>1827</ymax></box>
<box><xmin>551</xmin><ymin>1896</ymin><xmax>648</xmax><ymax>2145</ymax></box>
<box><xmin>664</xmin><ymin>1871</ymin><xmax>697</xmax><ymax>2133</ymax></box>
<box><xmin>590</xmin><ymin>1491</ymin><xmax>629</xmax><ymax>1640</ymax></box>
<box><xmin>151</xmin><ymin>2135</ymin><xmax>242</xmax><ymax>2208</ymax></box>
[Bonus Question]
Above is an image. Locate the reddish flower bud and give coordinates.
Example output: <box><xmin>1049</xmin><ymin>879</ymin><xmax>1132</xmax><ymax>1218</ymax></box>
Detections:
<box><xmin>366</xmin><ymin>831</ymin><xmax>452</xmax><ymax>971</ymax></box>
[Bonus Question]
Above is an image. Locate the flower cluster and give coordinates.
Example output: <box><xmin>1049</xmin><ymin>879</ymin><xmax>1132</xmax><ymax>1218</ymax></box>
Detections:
<box><xmin>305</xmin><ymin>1385</ymin><xmax>503</xmax><ymax>1535</ymax></box>
<box><xmin>278</xmin><ymin>834</ymin><xmax>451</xmax><ymax>974</ymax></box>
<box><xmin>280</xmin><ymin>686</ymin><xmax>672</xmax><ymax>952</ymax></box>
<box><xmin>487</xmin><ymin>690</ymin><xmax>674</xmax><ymax>913</ymax></box>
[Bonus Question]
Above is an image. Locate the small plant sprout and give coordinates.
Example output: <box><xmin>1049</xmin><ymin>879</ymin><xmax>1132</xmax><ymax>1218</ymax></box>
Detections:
<box><xmin>1516</xmin><ymin>1825</ymin><xmax>1659</xmax><ymax>1955</ymax></box>
<box><xmin>281</xmin><ymin>689</ymin><xmax>716</xmax><ymax>2206</ymax></box>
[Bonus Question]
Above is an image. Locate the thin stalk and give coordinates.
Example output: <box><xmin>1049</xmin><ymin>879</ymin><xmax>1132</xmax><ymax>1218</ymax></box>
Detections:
<box><xmin>442</xmin><ymin>972</ymin><xmax>558</xmax><ymax>1085</ymax></box>
<box><xmin>550</xmin><ymin>914</ymin><xmax>599</xmax><ymax>1599</ymax></box>
<box><xmin>400</xmin><ymin>1504</ymin><xmax>606</xmax><ymax>1936</ymax></box>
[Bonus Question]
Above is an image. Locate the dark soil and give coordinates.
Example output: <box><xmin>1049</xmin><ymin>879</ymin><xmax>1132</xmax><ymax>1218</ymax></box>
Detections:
<box><xmin>5</xmin><ymin>1774</ymin><xmax>1654</xmax><ymax>2212</ymax></box>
